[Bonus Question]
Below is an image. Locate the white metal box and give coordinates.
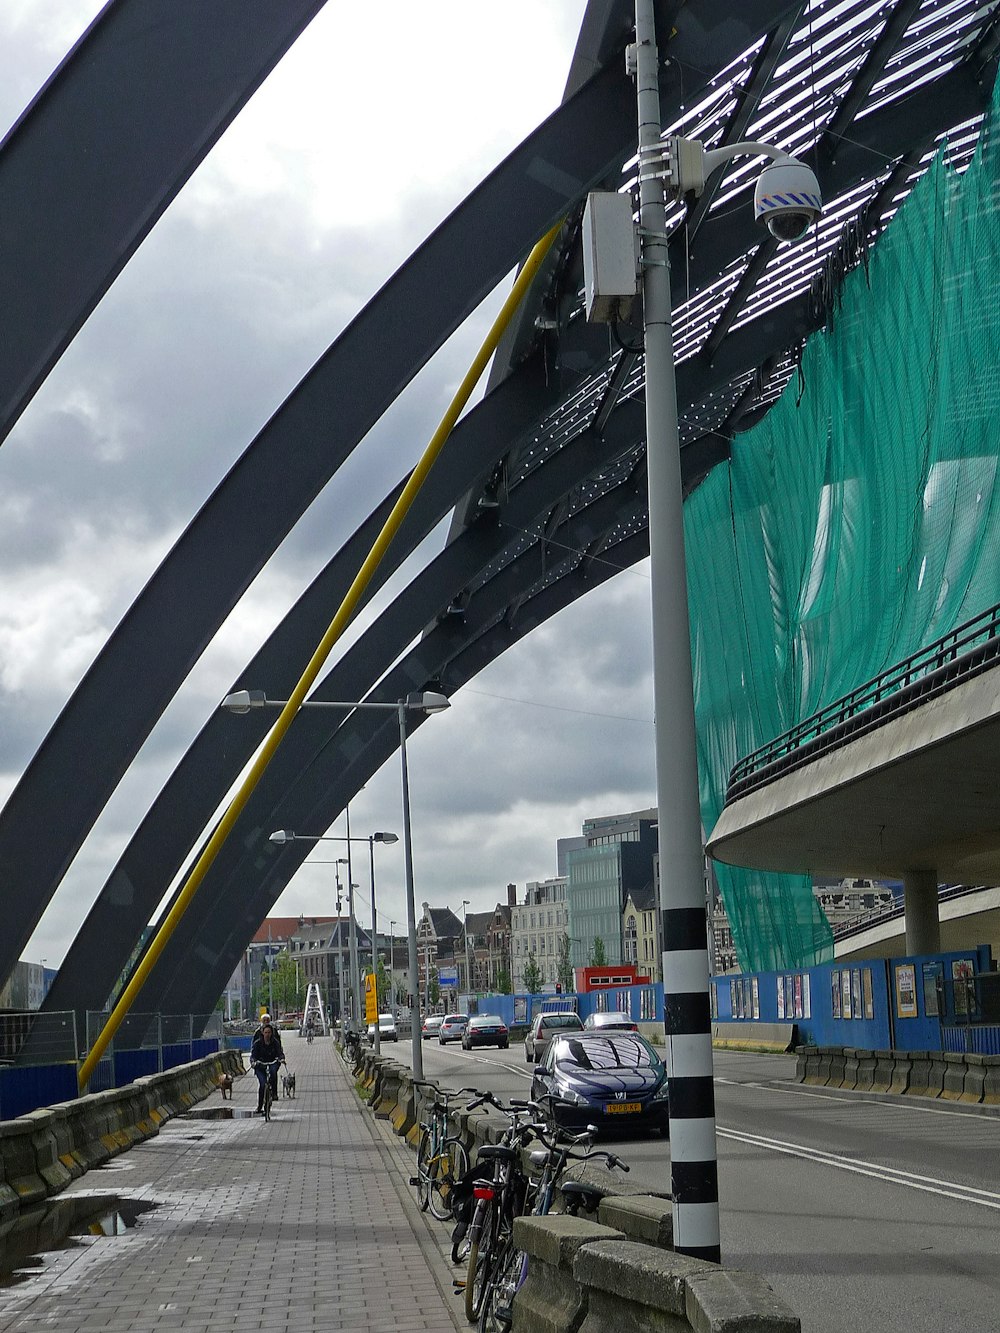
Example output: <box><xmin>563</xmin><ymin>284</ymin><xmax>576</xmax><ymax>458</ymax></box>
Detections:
<box><xmin>582</xmin><ymin>191</ymin><xmax>638</xmax><ymax>323</ymax></box>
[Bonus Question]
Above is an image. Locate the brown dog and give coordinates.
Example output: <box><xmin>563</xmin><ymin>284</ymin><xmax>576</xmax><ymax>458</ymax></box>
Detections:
<box><xmin>218</xmin><ymin>1073</ymin><xmax>234</xmax><ymax>1100</ymax></box>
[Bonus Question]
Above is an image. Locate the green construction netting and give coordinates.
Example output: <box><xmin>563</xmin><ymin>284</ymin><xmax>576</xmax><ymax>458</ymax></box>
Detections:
<box><xmin>684</xmin><ymin>75</ymin><xmax>1000</xmax><ymax>972</ymax></box>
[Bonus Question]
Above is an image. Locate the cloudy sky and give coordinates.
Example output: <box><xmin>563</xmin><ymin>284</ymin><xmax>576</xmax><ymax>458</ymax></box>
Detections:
<box><xmin>3</xmin><ymin>1</ymin><xmax>659</xmax><ymax>969</ymax></box>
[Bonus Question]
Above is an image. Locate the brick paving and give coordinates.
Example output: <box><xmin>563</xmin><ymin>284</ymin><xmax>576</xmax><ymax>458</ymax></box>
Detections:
<box><xmin>0</xmin><ymin>1039</ymin><xmax>464</xmax><ymax>1333</ymax></box>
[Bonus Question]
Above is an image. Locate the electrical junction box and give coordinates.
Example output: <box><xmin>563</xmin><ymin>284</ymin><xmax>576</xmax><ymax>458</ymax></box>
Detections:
<box><xmin>582</xmin><ymin>190</ymin><xmax>639</xmax><ymax>323</ymax></box>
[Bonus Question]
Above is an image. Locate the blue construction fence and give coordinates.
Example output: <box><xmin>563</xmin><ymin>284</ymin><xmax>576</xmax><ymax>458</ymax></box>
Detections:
<box><xmin>471</xmin><ymin>943</ymin><xmax>995</xmax><ymax>1053</ymax></box>
<box><xmin>709</xmin><ymin>944</ymin><xmax>994</xmax><ymax>1050</ymax></box>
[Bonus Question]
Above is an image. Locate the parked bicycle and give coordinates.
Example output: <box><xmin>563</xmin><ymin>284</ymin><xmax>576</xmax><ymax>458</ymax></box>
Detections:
<box><xmin>460</xmin><ymin>1092</ymin><xmax>546</xmax><ymax>1325</ymax></box>
<box><xmin>410</xmin><ymin>1080</ymin><xmax>478</xmax><ymax>1221</ymax></box>
<box><xmin>477</xmin><ymin>1110</ymin><xmax>630</xmax><ymax>1332</ymax></box>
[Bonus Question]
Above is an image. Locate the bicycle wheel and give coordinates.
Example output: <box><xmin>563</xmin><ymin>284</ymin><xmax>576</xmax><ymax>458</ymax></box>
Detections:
<box><xmin>464</xmin><ymin>1202</ymin><xmax>494</xmax><ymax>1323</ymax></box>
<box><xmin>479</xmin><ymin>1240</ymin><xmax>521</xmax><ymax>1333</ymax></box>
<box><xmin>415</xmin><ymin>1129</ymin><xmax>433</xmax><ymax>1212</ymax></box>
<box><xmin>428</xmin><ymin>1137</ymin><xmax>469</xmax><ymax>1221</ymax></box>
<box><xmin>263</xmin><ymin>1079</ymin><xmax>273</xmax><ymax>1121</ymax></box>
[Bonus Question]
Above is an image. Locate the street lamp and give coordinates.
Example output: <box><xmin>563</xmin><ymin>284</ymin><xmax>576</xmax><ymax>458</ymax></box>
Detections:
<box><xmin>334</xmin><ymin>859</ymin><xmax>348</xmax><ymax>1028</ymax></box>
<box><xmin>225</xmin><ymin>687</ymin><xmax>450</xmax><ymax>1080</ymax></box>
<box><xmin>462</xmin><ymin>899</ymin><xmax>472</xmax><ymax>997</ymax></box>
<box><xmin>269</xmin><ymin>829</ymin><xmax>399</xmax><ymax>1052</ymax></box>
<box><xmin>581</xmin><ymin>1</ymin><xmax>821</xmax><ymax>1263</ymax></box>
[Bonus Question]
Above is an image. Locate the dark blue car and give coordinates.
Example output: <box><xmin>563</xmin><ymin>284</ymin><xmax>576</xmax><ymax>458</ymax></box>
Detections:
<box><xmin>530</xmin><ymin>1032</ymin><xmax>669</xmax><ymax>1135</ymax></box>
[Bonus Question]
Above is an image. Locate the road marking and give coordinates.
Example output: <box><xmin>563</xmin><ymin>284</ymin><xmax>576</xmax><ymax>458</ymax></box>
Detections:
<box><xmin>717</xmin><ymin>1125</ymin><xmax>1000</xmax><ymax>1210</ymax></box>
<box><xmin>715</xmin><ymin>1076</ymin><xmax>1000</xmax><ymax>1124</ymax></box>
<box><xmin>437</xmin><ymin>1048</ymin><xmax>534</xmax><ymax>1081</ymax></box>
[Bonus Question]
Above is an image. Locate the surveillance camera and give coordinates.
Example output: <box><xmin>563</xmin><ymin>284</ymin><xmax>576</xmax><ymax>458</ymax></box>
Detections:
<box><xmin>753</xmin><ymin>158</ymin><xmax>822</xmax><ymax>241</ymax></box>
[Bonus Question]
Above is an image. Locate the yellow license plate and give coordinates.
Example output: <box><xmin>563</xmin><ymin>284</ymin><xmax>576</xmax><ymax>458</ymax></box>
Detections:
<box><xmin>605</xmin><ymin>1102</ymin><xmax>641</xmax><ymax>1114</ymax></box>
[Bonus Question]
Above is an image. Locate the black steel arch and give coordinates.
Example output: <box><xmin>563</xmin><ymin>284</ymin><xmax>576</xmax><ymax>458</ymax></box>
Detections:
<box><xmin>17</xmin><ymin>0</ymin><xmax>803</xmax><ymax>1000</ymax></box>
<box><xmin>10</xmin><ymin>0</ymin><xmax>1000</xmax><ymax>1020</ymax></box>
<box><xmin>0</xmin><ymin>0</ymin><xmax>329</xmax><ymax>444</ymax></box>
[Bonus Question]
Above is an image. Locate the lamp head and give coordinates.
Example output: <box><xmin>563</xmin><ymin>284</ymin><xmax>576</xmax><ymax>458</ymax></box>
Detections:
<box><xmin>373</xmin><ymin>832</ymin><xmax>399</xmax><ymax>845</ymax></box>
<box><xmin>221</xmin><ymin>689</ymin><xmax>267</xmax><ymax>714</ymax></box>
<box><xmin>269</xmin><ymin>830</ymin><xmax>294</xmax><ymax>844</ymax></box>
<box><xmin>753</xmin><ymin>158</ymin><xmax>822</xmax><ymax>241</ymax></box>
<box><xmin>414</xmin><ymin>690</ymin><xmax>450</xmax><ymax>713</ymax></box>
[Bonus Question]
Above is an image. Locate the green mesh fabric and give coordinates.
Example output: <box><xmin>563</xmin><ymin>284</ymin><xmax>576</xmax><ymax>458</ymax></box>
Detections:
<box><xmin>685</xmin><ymin>76</ymin><xmax>1000</xmax><ymax>972</ymax></box>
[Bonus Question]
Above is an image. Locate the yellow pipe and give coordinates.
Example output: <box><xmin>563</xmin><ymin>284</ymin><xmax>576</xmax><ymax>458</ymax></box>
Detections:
<box><xmin>78</xmin><ymin>219</ymin><xmax>564</xmax><ymax>1090</ymax></box>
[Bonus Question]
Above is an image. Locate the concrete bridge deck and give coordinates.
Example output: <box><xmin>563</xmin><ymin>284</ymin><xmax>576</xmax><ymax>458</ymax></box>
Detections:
<box><xmin>0</xmin><ymin>1037</ymin><xmax>462</xmax><ymax>1333</ymax></box>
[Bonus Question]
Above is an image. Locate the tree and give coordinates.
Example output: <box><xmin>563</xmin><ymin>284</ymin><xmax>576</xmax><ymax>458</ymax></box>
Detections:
<box><xmin>522</xmin><ymin>952</ymin><xmax>543</xmax><ymax>994</ymax></box>
<box><xmin>428</xmin><ymin>965</ymin><xmax>440</xmax><ymax>1007</ymax></box>
<box><xmin>589</xmin><ymin>937</ymin><xmax>608</xmax><ymax>967</ymax></box>
<box><xmin>271</xmin><ymin>953</ymin><xmax>305</xmax><ymax>1015</ymax></box>
<box><xmin>556</xmin><ymin>934</ymin><xmax>574</xmax><ymax>993</ymax></box>
<box><xmin>375</xmin><ymin>956</ymin><xmax>391</xmax><ymax>1010</ymax></box>
<box><xmin>494</xmin><ymin>968</ymin><xmax>512</xmax><ymax>995</ymax></box>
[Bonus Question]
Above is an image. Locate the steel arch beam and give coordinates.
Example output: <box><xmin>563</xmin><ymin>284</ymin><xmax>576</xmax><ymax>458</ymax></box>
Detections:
<box><xmin>0</xmin><ymin>59</ymin><xmax>639</xmax><ymax>989</ymax></box>
<box><xmin>0</xmin><ymin>0</ymin><xmax>329</xmax><ymax>444</ymax></box>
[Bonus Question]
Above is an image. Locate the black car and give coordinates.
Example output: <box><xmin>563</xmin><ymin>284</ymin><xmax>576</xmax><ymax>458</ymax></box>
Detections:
<box><xmin>530</xmin><ymin>1032</ymin><xmax>669</xmax><ymax>1135</ymax></box>
<box><xmin>461</xmin><ymin>1014</ymin><xmax>509</xmax><ymax>1049</ymax></box>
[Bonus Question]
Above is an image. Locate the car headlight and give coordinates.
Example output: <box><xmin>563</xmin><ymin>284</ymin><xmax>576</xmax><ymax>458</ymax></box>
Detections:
<box><xmin>650</xmin><ymin>1080</ymin><xmax>669</xmax><ymax>1102</ymax></box>
<box><xmin>556</xmin><ymin>1085</ymin><xmax>589</xmax><ymax>1106</ymax></box>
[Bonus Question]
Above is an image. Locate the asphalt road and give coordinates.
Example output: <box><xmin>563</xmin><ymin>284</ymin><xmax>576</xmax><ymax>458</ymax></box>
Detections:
<box><xmin>384</xmin><ymin>1035</ymin><xmax>1000</xmax><ymax>1333</ymax></box>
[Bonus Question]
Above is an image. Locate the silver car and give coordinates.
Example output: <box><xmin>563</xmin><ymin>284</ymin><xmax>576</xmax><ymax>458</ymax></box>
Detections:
<box><xmin>524</xmin><ymin>1010</ymin><xmax>584</xmax><ymax>1063</ymax></box>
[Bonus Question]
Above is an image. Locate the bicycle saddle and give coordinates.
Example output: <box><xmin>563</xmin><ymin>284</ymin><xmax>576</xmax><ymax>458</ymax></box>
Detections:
<box><xmin>560</xmin><ymin>1181</ymin><xmax>604</xmax><ymax>1214</ymax></box>
<box><xmin>477</xmin><ymin>1144</ymin><xmax>521</xmax><ymax>1163</ymax></box>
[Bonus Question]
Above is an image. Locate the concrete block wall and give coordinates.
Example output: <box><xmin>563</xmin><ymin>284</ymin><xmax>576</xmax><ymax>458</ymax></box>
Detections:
<box><xmin>796</xmin><ymin>1045</ymin><xmax>1000</xmax><ymax>1104</ymax></box>
<box><xmin>356</xmin><ymin>1050</ymin><xmax>799</xmax><ymax>1332</ymax></box>
<box><xmin>0</xmin><ymin>1049</ymin><xmax>241</xmax><ymax>1226</ymax></box>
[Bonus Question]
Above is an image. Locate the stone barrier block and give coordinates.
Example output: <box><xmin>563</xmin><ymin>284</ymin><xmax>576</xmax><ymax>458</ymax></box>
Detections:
<box><xmin>814</xmin><ymin>1048</ymin><xmax>835</xmax><ymax>1085</ymax></box>
<box><xmin>0</xmin><ymin>1120</ymin><xmax>47</xmax><ymax>1205</ymax></box>
<box><xmin>575</xmin><ymin>1239</ymin><xmax>707</xmax><ymax>1332</ymax></box>
<box><xmin>22</xmin><ymin>1110</ymin><xmax>73</xmax><ymax>1194</ymax></box>
<box><xmin>513</xmin><ymin>1215</ymin><xmax>622</xmax><ymax>1333</ymax></box>
<box><xmin>390</xmin><ymin>1074</ymin><xmax>418</xmax><ymax>1139</ymax></box>
<box><xmin>907</xmin><ymin>1051</ymin><xmax>941</xmax><ymax>1097</ymax></box>
<box><xmin>373</xmin><ymin>1062</ymin><xmax>403</xmax><ymax>1120</ymax></box>
<box><xmin>826</xmin><ymin>1049</ymin><xmax>846</xmax><ymax>1087</ymax></box>
<box><xmin>841</xmin><ymin>1048</ymin><xmax>860</xmax><ymax>1090</ymax></box>
<box><xmin>960</xmin><ymin>1053</ymin><xmax>986</xmax><ymax>1104</ymax></box>
<box><xmin>940</xmin><ymin>1053</ymin><xmax>967</xmax><ymax>1101</ymax></box>
<box><xmin>887</xmin><ymin>1052</ymin><xmax>912</xmax><ymax>1095</ymax></box>
<box><xmin>854</xmin><ymin>1049</ymin><xmax>876</xmax><ymax>1092</ymax></box>
<box><xmin>982</xmin><ymin>1059</ymin><xmax>1000</xmax><ymax>1104</ymax></box>
<box><xmin>686</xmin><ymin>1267</ymin><xmax>801</xmax><ymax>1332</ymax></box>
<box><xmin>872</xmin><ymin>1050</ymin><xmax>895</xmax><ymax>1093</ymax></box>
<box><xmin>47</xmin><ymin>1104</ymin><xmax>85</xmax><ymax>1182</ymax></box>
<box><xmin>597</xmin><ymin>1194</ymin><xmax>674</xmax><ymax>1250</ymax></box>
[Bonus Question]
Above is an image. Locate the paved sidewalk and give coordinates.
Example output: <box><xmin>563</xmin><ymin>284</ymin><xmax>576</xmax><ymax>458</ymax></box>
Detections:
<box><xmin>0</xmin><ymin>1039</ymin><xmax>464</xmax><ymax>1333</ymax></box>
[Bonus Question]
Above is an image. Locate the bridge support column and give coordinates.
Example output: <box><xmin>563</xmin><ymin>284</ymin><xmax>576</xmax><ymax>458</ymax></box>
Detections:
<box><xmin>903</xmin><ymin>869</ymin><xmax>940</xmax><ymax>954</ymax></box>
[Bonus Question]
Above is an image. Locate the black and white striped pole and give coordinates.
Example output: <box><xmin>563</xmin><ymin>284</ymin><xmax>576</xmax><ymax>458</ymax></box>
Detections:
<box><xmin>631</xmin><ymin>0</ymin><xmax>721</xmax><ymax>1263</ymax></box>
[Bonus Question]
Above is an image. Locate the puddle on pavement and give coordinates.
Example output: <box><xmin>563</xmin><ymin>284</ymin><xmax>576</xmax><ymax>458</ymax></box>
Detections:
<box><xmin>0</xmin><ymin>1194</ymin><xmax>158</xmax><ymax>1288</ymax></box>
<box><xmin>180</xmin><ymin>1105</ymin><xmax>255</xmax><ymax>1120</ymax></box>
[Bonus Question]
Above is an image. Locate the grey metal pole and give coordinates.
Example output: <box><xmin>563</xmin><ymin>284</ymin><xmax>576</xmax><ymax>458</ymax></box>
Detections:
<box><xmin>369</xmin><ymin>835</ymin><xmax>380</xmax><ymax>1056</ymax></box>
<box><xmin>399</xmin><ymin>702</ymin><xmax>423</xmax><ymax>1080</ymax></box>
<box><xmin>335</xmin><ymin>874</ymin><xmax>346</xmax><ymax>1036</ymax></box>
<box><xmin>633</xmin><ymin>0</ymin><xmax>720</xmax><ymax>1262</ymax></box>
<box><xmin>346</xmin><ymin>805</ymin><xmax>361</xmax><ymax>1030</ymax></box>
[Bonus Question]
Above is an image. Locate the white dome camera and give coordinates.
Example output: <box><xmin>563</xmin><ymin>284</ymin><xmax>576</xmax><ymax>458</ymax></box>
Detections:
<box><xmin>753</xmin><ymin>157</ymin><xmax>822</xmax><ymax>241</ymax></box>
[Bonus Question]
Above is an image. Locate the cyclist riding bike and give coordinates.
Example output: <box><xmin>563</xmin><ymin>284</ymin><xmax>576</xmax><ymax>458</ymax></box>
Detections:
<box><xmin>250</xmin><ymin>1021</ymin><xmax>286</xmax><ymax>1115</ymax></box>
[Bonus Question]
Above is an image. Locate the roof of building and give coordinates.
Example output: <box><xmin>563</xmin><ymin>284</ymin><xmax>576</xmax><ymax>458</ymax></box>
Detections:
<box><xmin>624</xmin><ymin>881</ymin><xmax>657</xmax><ymax>913</ymax></box>
<box><xmin>249</xmin><ymin>916</ymin><xmax>334</xmax><ymax>944</ymax></box>
<box><xmin>465</xmin><ymin>910</ymin><xmax>495</xmax><ymax>938</ymax></box>
<box><xmin>423</xmin><ymin>906</ymin><xmax>463</xmax><ymax>939</ymax></box>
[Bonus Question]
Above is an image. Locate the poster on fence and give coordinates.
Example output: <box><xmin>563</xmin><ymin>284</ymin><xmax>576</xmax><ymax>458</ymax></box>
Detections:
<box><xmin>895</xmin><ymin>963</ymin><xmax>918</xmax><ymax>1018</ymax></box>
<box><xmin>952</xmin><ymin>958</ymin><xmax>977</xmax><ymax>1016</ymax></box>
<box><xmin>862</xmin><ymin>967</ymin><xmax>875</xmax><ymax>1020</ymax></box>
<box><xmin>832</xmin><ymin>971</ymin><xmax>841</xmax><ymax>1019</ymax></box>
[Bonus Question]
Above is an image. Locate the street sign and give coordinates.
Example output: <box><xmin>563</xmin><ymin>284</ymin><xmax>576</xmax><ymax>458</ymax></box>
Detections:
<box><xmin>437</xmin><ymin>967</ymin><xmax>458</xmax><ymax>988</ymax></box>
<box><xmin>364</xmin><ymin>972</ymin><xmax>378</xmax><ymax>1023</ymax></box>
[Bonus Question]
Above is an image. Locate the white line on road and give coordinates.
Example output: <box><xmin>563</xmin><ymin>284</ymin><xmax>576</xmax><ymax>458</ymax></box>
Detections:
<box><xmin>714</xmin><ymin>1076</ymin><xmax>1000</xmax><ymax>1124</ymax></box>
<box><xmin>718</xmin><ymin>1125</ymin><xmax>1000</xmax><ymax>1210</ymax></box>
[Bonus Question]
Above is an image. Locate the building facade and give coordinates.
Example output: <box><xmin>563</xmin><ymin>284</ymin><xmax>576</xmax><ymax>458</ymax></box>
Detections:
<box><xmin>565</xmin><ymin>809</ymin><xmax>659</xmax><ymax>971</ymax></box>
<box><xmin>511</xmin><ymin>878</ymin><xmax>569</xmax><ymax>991</ymax></box>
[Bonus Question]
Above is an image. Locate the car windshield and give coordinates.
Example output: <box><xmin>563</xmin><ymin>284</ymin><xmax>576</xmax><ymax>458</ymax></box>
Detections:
<box><xmin>542</xmin><ymin>1014</ymin><xmax>582</xmax><ymax>1029</ymax></box>
<box><xmin>552</xmin><ymin>1035</ymin><xmax>663</xmax><ymax>1075</ymax></box>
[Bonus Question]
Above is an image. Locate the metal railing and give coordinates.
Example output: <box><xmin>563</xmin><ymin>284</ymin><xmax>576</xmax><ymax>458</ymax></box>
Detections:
<box><xmin>829</xmin><ymin>883</ymin><xmax>986</xmax><ymax>941</ymax></box>
<box><xmin>0</xmin><ymin>1010</ymin><xmax>78</xmax><ymax>1065</ymax></box>
<box><xmin>726</xmin><ymin>601</ymin><xmax>1000</xmax><ymax>803</ymax></box>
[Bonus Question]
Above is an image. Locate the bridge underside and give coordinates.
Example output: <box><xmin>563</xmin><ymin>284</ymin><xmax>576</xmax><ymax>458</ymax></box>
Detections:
<box><xmin>708</xmin><ymin>668</ymin><xmax>1000</xmax><ymax>884</ymax></box>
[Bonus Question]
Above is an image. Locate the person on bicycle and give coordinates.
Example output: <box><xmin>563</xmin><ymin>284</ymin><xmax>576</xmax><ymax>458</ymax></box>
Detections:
<box><xmin>305</xmin><ymin>1014</ymin><xmax>316</xmax><ymax>1042</ymax></box>
<box><xmin>250</xmin><ymin>1021</ymin><xmax>285</xmax><ymax>1114</ymax></box>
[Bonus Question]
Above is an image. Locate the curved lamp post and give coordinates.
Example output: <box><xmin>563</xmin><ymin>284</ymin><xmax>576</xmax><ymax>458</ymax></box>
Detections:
<box><xmin>223</xmin><ymin>688</ymin><xmax>450</xmax><ymax>1079</ymax></box>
